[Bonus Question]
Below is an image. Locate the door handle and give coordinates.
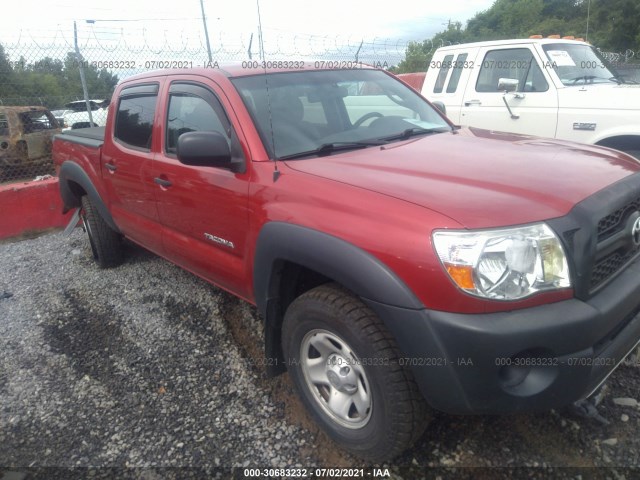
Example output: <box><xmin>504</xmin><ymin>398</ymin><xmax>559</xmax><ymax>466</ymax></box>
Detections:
<box><xmin>464</xmin><ymin>99</ymin><xmax>482</xmax><ymax>106</ymax></box>
<box><xmin>154</xmin><ymin>177</ymin><xmax>172</xmax><ymax>188</ymax></box>
<box><xmin>105</xmin><ymin>163</ymin><xmax>117</xmax><ymax>172</ymax></box>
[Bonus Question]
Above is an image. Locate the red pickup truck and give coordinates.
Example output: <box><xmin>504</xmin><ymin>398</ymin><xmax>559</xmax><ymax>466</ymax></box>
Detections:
<box><xmin>53</xmin><ymin>64</ymin><xmax>640</xmax><ymax>460</ymax></box>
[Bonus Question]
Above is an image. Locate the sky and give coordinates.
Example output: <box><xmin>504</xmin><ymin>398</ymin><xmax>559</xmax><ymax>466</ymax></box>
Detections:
<box><xmin>2</xmin><ymin>0</ymin><xmax>495</xmax><ymax>42</ymax></box>
<box><xmin>0</xmin><ymin>0</ymin><xmax>496</xmax><ymax>66</ymax></box>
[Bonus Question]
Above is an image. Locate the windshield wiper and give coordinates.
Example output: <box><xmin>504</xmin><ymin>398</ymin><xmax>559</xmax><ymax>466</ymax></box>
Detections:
<box><xmin>569</xmin><ymin>75</ymin><xmax>617</xmax><ymax>85</ymax></box>
<box><xmin>610</xmin><ymin>74</ymin><xmax>638</xmax><ymax>85</ymax></box>
<box><xmin>380</xmin><ymin>127</ymin><xmax>448</xmax><ymax>142</ymax></box>
<box><xmin>279</xmin><ymin>140</ymin><xmax>386</xmax><ymax>160</ymax></box>
<box><xmin>569</xmin><ymin>75</ymin><xmax>598</xmax><ymax>84</ymax></box>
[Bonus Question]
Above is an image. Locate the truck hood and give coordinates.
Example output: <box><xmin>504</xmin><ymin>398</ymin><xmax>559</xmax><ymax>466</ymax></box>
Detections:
<box><xmin>284</xmin><ymin>127</ymin><xmax>640</xmax><ymax>229</ymax></box>
<box><xmin>558</xmin><ymin>83</ymin><xmax>640</xmax><ymax>110</ymax></box>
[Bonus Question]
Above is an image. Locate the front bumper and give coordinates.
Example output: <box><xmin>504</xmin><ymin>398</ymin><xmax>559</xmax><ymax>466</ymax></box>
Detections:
<box><xmin>364</xmin><ymin>254</ymin><xmax>640</xmax><ymax>415</ymax></box>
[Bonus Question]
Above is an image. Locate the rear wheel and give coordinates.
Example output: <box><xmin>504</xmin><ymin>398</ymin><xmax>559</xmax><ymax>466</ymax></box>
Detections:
<box><xmin>80</xmin><ymin>195</ymin><xmax>123</xmax><ymax>268</ymax></box>
<box><xmin>282</xmin><ymin>283</ymin><xmax>430</xmax><ymax>461</ymax></box>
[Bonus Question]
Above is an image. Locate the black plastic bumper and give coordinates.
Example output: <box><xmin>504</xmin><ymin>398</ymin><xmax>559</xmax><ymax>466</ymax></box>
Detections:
<box><xmin>363</xmin><ymin>255</ymin><xmax>640</xmax><ymax>415</ymax></box>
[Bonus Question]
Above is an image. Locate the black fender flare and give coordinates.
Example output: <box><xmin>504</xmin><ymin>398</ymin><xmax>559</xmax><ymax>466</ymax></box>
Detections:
<box><xmin>254</xmin><ymin>222</ymin><xmax>424</xmax><ymax>372</ymax></box>
<box><xmin>58</xmin><ymin>161</ymin><xmax>120</xmax><ymax>233</ymax></box>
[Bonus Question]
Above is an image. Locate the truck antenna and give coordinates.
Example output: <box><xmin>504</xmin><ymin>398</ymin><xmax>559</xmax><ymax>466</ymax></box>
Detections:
<box><xmin>355</xmin><ymin>40</ymin><xmax>363</xmax><ymax>63</ymax></box>
<box><xmin>255</xmin><ymin>0</ymin><xmax>280</xmax><ymax>182</ymax></box>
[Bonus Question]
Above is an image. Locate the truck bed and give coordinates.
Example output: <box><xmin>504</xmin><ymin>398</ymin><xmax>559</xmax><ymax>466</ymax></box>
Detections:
<box><xmin>55</xmin><ymin>126</ymin><xmax>105</xmax><ymax>148</ymax></box>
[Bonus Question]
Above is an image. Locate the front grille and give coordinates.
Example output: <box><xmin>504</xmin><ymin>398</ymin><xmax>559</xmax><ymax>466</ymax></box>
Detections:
<box><xmin>548</xmin><ymin>172</ymin><xmax>640</xmax><ymax>300</ymax></box>
<box><xmin>590</xmin><ymin>195</ymin><xmax>640</xmax><ymax>292</ymax></box>
<box><xmin>590</xmin><ymin>246</ymin><xmax>640</xmax><ymax>290</ymax></box>
<box><xmin>597</xmin><ymin>195</ymin><xmax>640</xmax><ymax>242</ymax></box>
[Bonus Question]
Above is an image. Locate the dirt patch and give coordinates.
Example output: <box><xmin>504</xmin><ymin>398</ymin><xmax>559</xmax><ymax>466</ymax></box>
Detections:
<box><xmin>42</xmin><ymin>288</ymin><xmax>162</xmax><ymax>398</ymax></box>
<box><xmin>215</xmin><ymin>292</ymin><xmax>357</xmax><ymax>467</ymax></box>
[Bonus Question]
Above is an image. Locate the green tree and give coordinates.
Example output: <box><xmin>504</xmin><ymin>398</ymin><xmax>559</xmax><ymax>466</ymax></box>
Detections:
<box><xmin>466</xmin><ymin>0</ymin><xmax>544</xmax><ymax>39</ymax></box>
<box><xmin>0</xmin><ymin>44</ymin><xmax>16</xmax><ymax>99</ymax></box>
<box><xmin>590</xmin><ymin>0</ymin><xmax>640</xmax><ymax>52</ymax></box>
<box><xmin>393</xmin><ymin>0</ymin><xmax>640</xmax><ymax>73</ymax></box>
<box><xmin>393</xmin><ymin>22</ymin><xmax>469</xmax><ymax>73</ymax></box>
<box><xmin>0</xmin><ymin>45</ymin><xmax>119</xmax><ymax>107</ymax></box>
<box><xmin>32</xmin><ymin>57</ymin><xmax>65</xmax><ymax>76</ymax></box>
<box><xmin>61</xmin><ymin>52</ymin><xmax>118</xmax><ymax>102</ymax></box>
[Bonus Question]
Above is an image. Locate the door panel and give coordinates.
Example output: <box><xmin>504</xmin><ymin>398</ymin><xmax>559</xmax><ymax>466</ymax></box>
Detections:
<box><xmin>19</xmin><ymin>111</ymin><xmax>59</xmax><ymax>160</ymax></box>
<box><xmin>101</xmin><ymin>83</ymin><xmax>163</xmax><ymax>253</ymax></box>
<box><xmin>154</xmin><ymin>78</ymin><xmax>251</xmax><ymax>298</ymax></box>
<box><xmin>24</xmin><ymin>131</ymin><xmax>50</xmax><ymax>159</ymax></box>
<box><xmin>461</xmin><ymin>46</ymin><xmax>559</xmax><ymax>138</ymax></box>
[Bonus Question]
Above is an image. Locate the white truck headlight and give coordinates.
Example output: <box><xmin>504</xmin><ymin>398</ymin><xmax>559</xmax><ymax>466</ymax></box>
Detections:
<box><xmin>432</xmin><ymin>223</ymin><xmax>571</xmax><ymax>300</ymax></box>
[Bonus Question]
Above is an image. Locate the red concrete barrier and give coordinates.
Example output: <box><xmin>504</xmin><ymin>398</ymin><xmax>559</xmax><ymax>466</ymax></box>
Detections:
<box><xmin>0</xmin><ymin>177</ymin><xmax>71</xmax><ymax>240</ymax></box>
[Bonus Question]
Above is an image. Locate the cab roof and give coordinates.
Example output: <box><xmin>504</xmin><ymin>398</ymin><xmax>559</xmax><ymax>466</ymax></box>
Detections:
<box><xmin>118</xmin><ymin>61</ymin><xmax>378</xmax><ymax>85</ymax></box>
<box><xmin>435</xmin><ymin>38</ymin><xmax>590</xmax><ymax>52</ymax></box>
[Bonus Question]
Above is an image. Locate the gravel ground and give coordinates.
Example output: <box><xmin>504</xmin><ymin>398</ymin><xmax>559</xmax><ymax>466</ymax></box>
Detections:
<box><xmin>1</xmin><ymin>229</ymin><xmax>640</xmax><ymax>479</ymax></box>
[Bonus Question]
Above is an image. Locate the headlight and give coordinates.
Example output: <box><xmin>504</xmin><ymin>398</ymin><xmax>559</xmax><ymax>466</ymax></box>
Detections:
<box><xmin>432</xmin><ymin>223</ymin><xmax>570</xmax><ymax>300</ymax></box>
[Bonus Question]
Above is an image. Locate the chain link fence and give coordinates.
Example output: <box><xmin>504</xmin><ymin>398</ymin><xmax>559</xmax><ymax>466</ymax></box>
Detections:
<box><xmin>598</xmin><ymin>49</ymin><xmax>640</xmax><ymax>83</ymax></box>
<box><xmin>1</xmin><ymin>26</ymin><xmax>639</xmax><ymax>184</ymax></box>
<box><xmin>0</xmin><ymin>26</ymin><xmax>409</xmax><ymax>183</ymax></box>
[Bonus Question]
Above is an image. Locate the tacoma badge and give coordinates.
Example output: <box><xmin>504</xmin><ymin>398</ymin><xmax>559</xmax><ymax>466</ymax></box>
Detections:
<box><xmin>204</xmin><ymin>233</ymin><xmax>235</xmax><ymax>249</ymax></box>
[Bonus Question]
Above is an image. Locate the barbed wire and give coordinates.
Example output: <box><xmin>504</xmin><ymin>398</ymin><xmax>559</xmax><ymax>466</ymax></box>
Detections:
<box><xmin>0</xmin><ymin>27</ymin><xmax>411</xmax><ymax>183</ymax></box>
<box><xmin>598</xmin><ymin>48</ymin><xmax>637</xmax><ymax>63</ymax></box>
<box><xmin>1</xmin><ymin>27</ymin><xmax>638</xmax><ymax>184</ymax></box>
<box><xmin>4</xmin><ymin>26</ymin><xmax>640</xmax><ymax>65</ymax></box>
<box><xmin>1</xmin><ymin>26</ymin><xmax>410</xmax><ymax>61</ymax></box>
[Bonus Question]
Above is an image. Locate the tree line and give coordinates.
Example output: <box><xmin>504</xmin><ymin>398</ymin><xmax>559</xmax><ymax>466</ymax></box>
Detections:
<box><xmin>392</xmin><ymin>0</ymin><xmax>640</xmax><ymax>73</ymax></box>
<box><xmin>0</xmin><ymin>45</ymin><xmax>118</xmax><ymax>108</ymax></box>
<box><xmin>1</xmin><ymin>0</ymin><xmax>639</xmax><ymax>104</ymax></box>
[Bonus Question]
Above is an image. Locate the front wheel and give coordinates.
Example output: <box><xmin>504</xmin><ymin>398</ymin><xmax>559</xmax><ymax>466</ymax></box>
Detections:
<box><xmin>282</xmin><ymin>283</ymin><xmax>430</xmax><ymax>461</ymax></box>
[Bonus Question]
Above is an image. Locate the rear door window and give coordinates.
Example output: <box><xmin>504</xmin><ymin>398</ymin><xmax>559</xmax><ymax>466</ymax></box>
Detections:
<box><xmin>446</xmin><ymin>53</ymin><xmax>469</xmax><ymax>93</ymax></box>
<box><xmin>433</xmin><ymin>54</ymin><xmax>454</xmax><ymax>93</ymax></box>
<box><xmin>19</xmin><ymin>111</ymin><xmax>58</xmax><ymax>132</ymax></box>
<box><xmin>115</xmin><ymin>95</ymin><xmax>158</xmax><ymax>150</ymax></box>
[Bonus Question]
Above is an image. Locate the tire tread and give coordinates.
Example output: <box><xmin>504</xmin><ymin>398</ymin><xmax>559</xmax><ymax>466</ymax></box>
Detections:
<box><xmin>81</xmin><ymin>195</ymin><xmax>123</xmax><ymax>268</ymax></box>
<box><xmin>284</xmin><ymin>283</ymin><xmax>430</xmax><ymax>460</ymax></box>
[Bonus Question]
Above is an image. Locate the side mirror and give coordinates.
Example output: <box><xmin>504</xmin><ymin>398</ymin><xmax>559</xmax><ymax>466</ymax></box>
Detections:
<box><xmin>498</xmin><ymin>78</ymin><xmax>519</xmax><ymax>93</ymax></box>
<box><xmin>177</xmin><ymin>131</ymin><xmax>231</xmax><ymax>168</ymax></box>
<box><xmin>432</xmin><ymin>101</ymin><xmax>447</xmax><ymax>116</ymax></box>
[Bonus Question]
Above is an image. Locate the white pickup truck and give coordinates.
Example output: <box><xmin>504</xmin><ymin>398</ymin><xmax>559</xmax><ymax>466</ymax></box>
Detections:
<box><xmin>409</xmin><ymin>38</ymin><xmax>640</xmax><ymax>158</ymax></box>
<box><xmin>51</xmin><ymin>99</ymin><xmax>109</xmax><ymax>130</ymax></box>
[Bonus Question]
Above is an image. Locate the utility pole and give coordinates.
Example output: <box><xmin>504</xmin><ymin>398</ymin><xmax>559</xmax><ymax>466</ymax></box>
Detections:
<box><xmin>199</xmin><ymin>0</ymin><xmax>213</xmax><ymax>63</ymax></box>
<box><xmin>586</xmin><ymin>0</ymin><xmax>591</xmax><ymax>42</ymax></box>
<box><xmin>73</xmin><ymin>21</ymin><xmax>94</xmax><ymax>126</ymax></box>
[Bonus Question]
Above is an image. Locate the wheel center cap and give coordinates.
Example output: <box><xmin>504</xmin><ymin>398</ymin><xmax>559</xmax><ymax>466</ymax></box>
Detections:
<box><xmin>326</xmin><ymin>354</ymin><xmax>358</xmax><ymax>394</ymax></box>
<box><xmin>631</xmin><ymin>213</ymin><xmax>640</xmax><ymax>247</ymax></box>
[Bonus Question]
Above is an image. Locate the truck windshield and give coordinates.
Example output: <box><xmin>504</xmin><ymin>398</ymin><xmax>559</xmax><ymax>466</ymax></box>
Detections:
<box><xmin>542</xmin><ymin>43</ymin><xmax>622</xmax><ymax>86</ymax></box>
<box><xmin>231</xmin><ymin>69</ymin><xmax>451</xmax><ymax>159</ymax></box>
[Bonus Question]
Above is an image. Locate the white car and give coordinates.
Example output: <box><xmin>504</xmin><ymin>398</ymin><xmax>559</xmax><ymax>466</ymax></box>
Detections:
<box><xmin>419</xmin><ymin>38</ymin><xmax>640</xmax><ymax>158</ymax></box>
<box><xmin>54</xmin><ymin>99</ymin><xmax>109</xmax><ymax>130</ymax></box>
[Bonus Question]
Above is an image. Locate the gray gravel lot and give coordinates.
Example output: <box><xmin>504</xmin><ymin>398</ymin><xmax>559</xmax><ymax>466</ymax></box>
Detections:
<box><xmin>1</xmin><ymin>229</ymin><xmax>640</xmax><ymax>478</ymax></box>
